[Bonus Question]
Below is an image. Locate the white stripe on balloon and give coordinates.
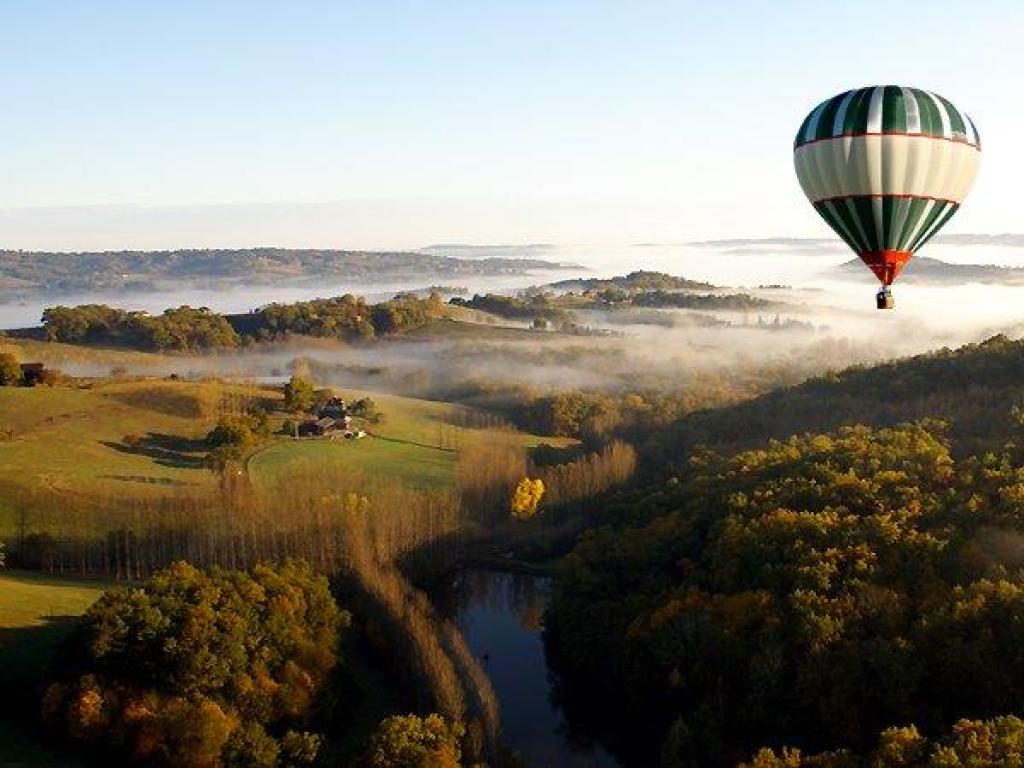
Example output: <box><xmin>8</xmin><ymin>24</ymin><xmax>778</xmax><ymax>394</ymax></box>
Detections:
<box><xmin>925</xmin><ymin>91</ymin><xmax>952</xmax><ymax>139</ymax></box>
<box><xmin>902</xmin><ymin>87</ymin><xmax>921</xmax><ymax>133</ymax></box>
<box><xmin>866</xmin><ymin>87</ymin><xmax>885</xmax><ymax>133</ymax></box>
<box><xmin>831</xmin><ymin>90</ymin><xmax>857</xmax><ymax>136</ymax></box>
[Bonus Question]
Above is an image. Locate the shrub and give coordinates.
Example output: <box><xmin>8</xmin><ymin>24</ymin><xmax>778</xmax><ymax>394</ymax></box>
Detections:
<box><xmin>0</xmin><ymin>352</ymin><xmax>21</xmax><ymax>386</ymax></box>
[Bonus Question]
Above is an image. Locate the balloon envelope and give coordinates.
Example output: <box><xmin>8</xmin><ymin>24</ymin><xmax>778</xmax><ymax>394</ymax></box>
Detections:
<box><xmin>794</xmin><ymin>86</ymin><xmax>980</xmax><ymax>285</ymax></box>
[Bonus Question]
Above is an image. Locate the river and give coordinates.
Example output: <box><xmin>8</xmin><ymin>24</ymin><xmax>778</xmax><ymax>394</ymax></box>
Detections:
<box><xmin>437</xmin><ymin>568</ymin><xmax>621</xmax><ymax>768</ymax></box>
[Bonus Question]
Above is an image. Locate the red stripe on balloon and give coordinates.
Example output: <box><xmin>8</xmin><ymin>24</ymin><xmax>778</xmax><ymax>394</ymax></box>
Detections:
<box><xmin>817</xmin><ymin>193</ymin><xmax>958</xmax><ymax>206</ymax></box>
<box><xmin>795</xmin><ymin>132</ymin><xmax>981</xmax><ymax>150</ymax></box>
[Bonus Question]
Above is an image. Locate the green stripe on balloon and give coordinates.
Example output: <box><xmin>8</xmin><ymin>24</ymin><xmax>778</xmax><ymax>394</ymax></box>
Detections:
<box><xmin>896</xmin><ymin>198</ymin><xmax>931</xmax><ymax>251</ymax></box>
<box><xmin>912</xmin><ymin>89</ymin><xmax>942</xmax><ymax>137</ymax></box>
<box><xmin>815</xmin><ymin>202</ymin><xmax>859</xmax><ymax>253</ymax></box>
<box><xmin>881</xmin><ymin>86</ymin><xmax>907</xmax><ymax>133</ymax></box>
<box><xmin>852</xmin><ymin>197</ymin><xmax>880</xmax><ymax>252</ymax></box>
<box><xmin>883</xmin><ymin>196</ymin><xmax>908</xmax><ymax>250</ymax></box>
<box><xmin>934</xmin><ymin>92</ymin><xmax>966</xmax><ymax>137</ymax></box>
<box><xmin>817</xmin><ymin>95</ymin><xmax>845</xmax><ymax>140</ymax></box>
<box><xmin>908</xmin><ymin>201</ymin><xmax>950</xmax><ymax>253</ymax></box>
<box><xmin>849</xmin><ymin>88</ymin><xmax>873</xmax><ymax>135</ymax></box>
<box><xmin>843</xmin><ymin>198</ymin><xmax>874</xmax><ymax>252</ymax></box>
<box><xmin>830</xmin><ymin>199</ymin><xmax>869</xmax><ymax>253</ymax></box>
<box><xmin>966</xmin><ymin>114</ymin><xmax>981</xmax><ymax>147</ymax></box>
<box><xmin>915</xmin><ymin>203</ymin><xmax>959</xmax><ymax>252</ymax></box>
<box><xmin>880</xmin><ymin>196</ymin><xmax>892</xmax><ymax>250</ymax></box>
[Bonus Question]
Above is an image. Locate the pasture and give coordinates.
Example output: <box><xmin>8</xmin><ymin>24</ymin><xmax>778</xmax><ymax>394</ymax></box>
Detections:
<box><xmin>0</xmin><ymin>371</ymin><xmax>571</xmax><ymax>537</ymax></box>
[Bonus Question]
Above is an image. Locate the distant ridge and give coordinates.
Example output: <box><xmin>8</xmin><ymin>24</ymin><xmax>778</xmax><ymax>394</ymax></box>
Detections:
<box><xmin>417</xmin><ymin>243</ymin><xmax>564</xmax><ymax>260</ymax></box>
<box><xmin>833</xmin><ymin>256</ymin><xmax>1024</xmax><ymax>285</ymax></box>
<box><xmin>0</xmin><ymin>247</ymin><xmax>572</xmax><ymax>298</ymax></box>
<box><xmin>689</xmin><ymin>234</ymin><xmax>1024</xmax><ymax>249</ymax></box>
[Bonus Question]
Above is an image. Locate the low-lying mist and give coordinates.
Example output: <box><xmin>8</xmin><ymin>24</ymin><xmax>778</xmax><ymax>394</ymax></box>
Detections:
<box><xmin>16</xmin><ymin>240</ymin><xmax>1024</xmax><ymax>414</ymax></box>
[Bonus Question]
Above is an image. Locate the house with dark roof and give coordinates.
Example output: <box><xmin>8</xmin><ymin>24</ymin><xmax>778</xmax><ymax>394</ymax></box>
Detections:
<box><xmin>20</xmin><ymin>363</ymin><xmax>45</xmax><ymax>386</ymax></box>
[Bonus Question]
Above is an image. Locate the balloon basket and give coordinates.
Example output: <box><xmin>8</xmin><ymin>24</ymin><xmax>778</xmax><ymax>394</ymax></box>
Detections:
<box><xmin>876</xmin><ymin>287</ymin><xmax>895</xmax><ymax>310</ymax></box>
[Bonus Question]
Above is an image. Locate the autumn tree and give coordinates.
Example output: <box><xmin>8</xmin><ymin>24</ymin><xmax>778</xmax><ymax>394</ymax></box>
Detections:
<box><xmin>43</xmin><ymin>560</ymin><xmax>345</xmax><ymax>768</ymax></box>
<box><xmin>363</xmin><ymin>713</ymin><xmax>465</xmax><ymax>768</ymax></box>
<box><xmin>510</xmin><ymin>477</ymin><xmax>544</xmax><ymax>520</ymax></box>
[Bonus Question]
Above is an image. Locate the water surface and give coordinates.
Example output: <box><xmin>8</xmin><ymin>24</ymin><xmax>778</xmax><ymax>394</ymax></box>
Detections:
<box><xmin>439</xmin><ymin>569</ymin><xmax>620</xmax><ymax>767</ymax></box>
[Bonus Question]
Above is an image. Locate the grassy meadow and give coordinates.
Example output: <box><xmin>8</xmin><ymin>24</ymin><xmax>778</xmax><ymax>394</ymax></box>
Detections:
<box><xmin>0</xmin><ymin>571</ymin><xmax>108</xmax><ymax>767</ymax></box>
<box><xmin>0</xmin><ymin>347</ymin><xmax>573</xmax><ymax>539</ymax></box>
<box><xmin>250</xmin><ymin>388</ymin><xmax>570</xmax><ymax>490</ymax></box>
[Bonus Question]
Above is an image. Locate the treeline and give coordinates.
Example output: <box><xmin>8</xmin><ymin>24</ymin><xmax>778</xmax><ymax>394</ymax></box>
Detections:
<box><xmin>449</xmin><ymin>292</ymin><xmax>572</xmax><ymax>322</ymax></box>
<box><xmin>536</xmin><ymin>440</ymin><xmax>636</xmax><ymax>508</ymax></box>
<box><xmin>38</xmin><ymin>292</ymin><xmax>445</xmax><ymax>351</ymax></box>
<box><xmin>741</xmin><ymin>716</ymin><xmax>1024</xmax><ymax>767</ymax></box>
<box><xmin>547</xmin><ymin>419</ymin><xmax>1024</xmax><ymax>765</ymax></box>
<box><xmin>544</xmin><ymin>269</ymin><xmax>716</xmax><ymax>293</ymax></box>
<box><xmin>631</xmin><ymin>289</ymin><xmax>777</xmax><ymax>310</ymax></box>
<box><xmin>42</xmin><ymin>304</ymin><xmax>240</xmax><ymax>351</ymax></box>
<box><xmin>453</xmin><ymin>433</ymin><xmax>637</xmax><ymax>525</ymax></box>
<box><xmin>645</xmin><ymin>333</ymin><xmax>1024</xmax><ymax>466</ymax></box>
<box><xmin>244</xmin><ymin>292</ymin><xmax>445</xmax><ymax>341</ymax></box>
<box><xmin>9</xmin><ymin>466</ymin><xmax>460</xmax><ymax>579</ymax></box>
<box><xmin>512</xmin><ymin>389</ymin><xmax>737</xmax><ymax>444</ymax></box>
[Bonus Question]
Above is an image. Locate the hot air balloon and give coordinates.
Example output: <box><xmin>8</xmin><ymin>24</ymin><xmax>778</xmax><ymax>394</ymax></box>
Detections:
<box><xmin>793</xmin><ymin>86</ymin><xmax>980</xmax><ymax>308</ymax></box>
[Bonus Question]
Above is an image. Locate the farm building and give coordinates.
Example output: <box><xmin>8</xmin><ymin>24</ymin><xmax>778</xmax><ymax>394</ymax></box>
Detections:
<box><xmin>297</xmin><ymin>415</ymin><xmax>353</xmax><ymax>438</ymax></box>
<box><xmin>20</xmin><ymin>363</ymin><xmax>45</xmax><ymax>385</ymax></box>
<box><xmin>298</xmin><ymin>417</ymin><xmax>339</xmax><ymax>437</ymax></box>
<box><xmin>318</xmin><ymin>396</ymin><xmax>347</xmax><ymax>419</ymax></box>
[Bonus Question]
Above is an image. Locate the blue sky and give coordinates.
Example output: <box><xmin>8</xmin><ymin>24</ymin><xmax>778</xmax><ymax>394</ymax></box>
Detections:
<box><xmin>0</xmin><ymin>1</ymin><xmax>1020</xmax><ymax>249</ymax></box>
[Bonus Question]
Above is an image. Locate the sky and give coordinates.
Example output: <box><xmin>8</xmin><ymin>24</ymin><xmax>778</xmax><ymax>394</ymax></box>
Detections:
<box><xmin>1</xmin><ymin>1</ymin><xmax>1021</xmax><ymax>251</ymax></box>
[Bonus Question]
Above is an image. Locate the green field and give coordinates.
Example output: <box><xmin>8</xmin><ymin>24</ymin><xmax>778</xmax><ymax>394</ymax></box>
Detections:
<box><xmin>0</xmin><ymin>361</ymin><xmax>573</xmax><ymax>536</ymax></box>
<box><xmin>0</xmin><ymin>571</ymin><xmax>109</xmax><ymax>767</ymax></box>
<box><xmin>250</xmin><ymin>389</ymin><xmax>569</xmax><ymax>490</ymax></box>
<box><xmin>0</xmin><ymin>378</ymin><xmax>243</xmax><ymax>537</ymax></box>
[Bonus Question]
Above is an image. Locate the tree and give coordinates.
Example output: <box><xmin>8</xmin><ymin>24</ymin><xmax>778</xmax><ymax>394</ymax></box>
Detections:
<box><xmin>351</xmin><ymin>397</ymin><xmax>383</xmax><ymax>423</ymax></box>
<box><xmin>44</xmin><ymin>560</ymin><xmax>345</xmax><ymax>768</ymax></box>
<box><xmin>205</xmin><ymin>415</ymin><xmax>257</xmax><ymax>450</ymax></box>
<box><xmin>0</xmin><ymin>352</ymin><xmax>21</xmax><ymax>386</ymax></box>
<box><xmin>283</xmin><ymin>375</ymin><xmax>315</xmax><ymax>412</ymax></box>
<box><xmin>364</xmin><ymin>713</ymin><xmax>465</xmax><ymax>768</ymax></box>
<box><xmin>510</xmin><ymin>478</ymin><xmax>544</xmax><ymax>520</ymax></box>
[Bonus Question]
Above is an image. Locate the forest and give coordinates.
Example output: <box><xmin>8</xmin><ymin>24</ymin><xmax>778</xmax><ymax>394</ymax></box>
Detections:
<box><xmin>545</xmin><ymin>335</ymin><xmax>1024</xmax><ymax>765</ymax></box>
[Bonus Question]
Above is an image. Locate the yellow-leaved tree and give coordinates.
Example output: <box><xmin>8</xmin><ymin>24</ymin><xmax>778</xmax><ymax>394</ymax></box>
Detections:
<box><xmin>510</xmin><ymin>478</ymin><xmax>545</xmax><ymax>520</ymax></box>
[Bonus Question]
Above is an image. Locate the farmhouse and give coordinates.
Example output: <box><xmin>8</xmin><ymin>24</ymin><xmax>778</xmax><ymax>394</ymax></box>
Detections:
<box><xmin>318</xmin><ymin>396</ymin><xmax>347</xmax><ymax>419</ymax></box>
<box><xmin>298</xmin><ymin>417</ymin><xmax>340</xmax><ymax>437</ymax></box>
<box><xmin>297</xmin><ymin>414</ymin><xmax>355</xmax><ymax>438</ymax></box>
<box><xmin>294</xmin><ymin>396</ymin><xmax>361</xmax><ymax>438</ymax></box>
<box><xmin>20</xmin><ymin>362</ymin><xmax>45</xmax><ymax>386</ymax></box>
